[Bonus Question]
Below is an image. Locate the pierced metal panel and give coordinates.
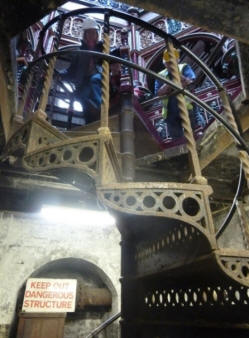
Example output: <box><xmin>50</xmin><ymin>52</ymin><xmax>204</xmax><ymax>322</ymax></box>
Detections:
<box><xmin>23</xmin><ymin>137</ymin><xmax>100</xmax><ymax>179</ymax></box>
<box><xmin>3</xmin><ymin>117</ymin><xmax>67</xmax><ymax>157</ymax></box>
<box><xmin>4</xmin><ymin>123</ymin><xmax>31</xmax><ymax>156</ymax></box>
<box><xmin>134</xmin><ymin>223</ymin><xmax>212</xmax><ymax>276</ymax></box>
<box><xmin>121</xmin><ymin>249</ymin><xmax>249</xmax><ymax>330</ymax></box>
<box><xmin>141</xmin><ymin>283</ymin><xmax>249</xmax><ymax>323</ymax></box>
<box><xmin>26</xmin><ymin>118</ymin><xmax>68</xmax><ymax>153</ymax></box>
<box><xmin>218</xmin><ymin>254</ymin><xmax>249</xmax><ymax>285</ymax></box>
<box><xmin>135</xmin><ymin>224</ymin><xmax>200</xmax><ymax>261</ymax></box>
<box><xmin>98</xmin><ymin>182</ymin><xmax>214</xmax><ymax>236</ymax></box>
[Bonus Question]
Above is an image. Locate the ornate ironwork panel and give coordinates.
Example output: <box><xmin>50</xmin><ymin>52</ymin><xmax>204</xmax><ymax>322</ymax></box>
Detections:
<box><xmin>98</xmin><ymin>182</ymin><xmax>214</xmax><ymax>235</ymax></box>
<box><xmin>218</xmin><ymin>253</ymin><xmax>249</xmax><ymax>285</ymax></box>
<box><xmin>141</xmin><ymin>281</ymin><xmax>249</xmax><ymax>323</ymax></box>
<box><xmin>3</xmin><ymin>116</ymin><xmax>67</xmax><ymax>157</ymax></box>
<box><xmin>23</xmin><ymin>136</ymin><xmax>100</xmax><ymax>180</ymax></box>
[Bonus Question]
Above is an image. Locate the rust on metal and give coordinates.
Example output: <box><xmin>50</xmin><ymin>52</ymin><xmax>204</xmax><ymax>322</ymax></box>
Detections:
<box><xmin>166</xmin><ymin>40</ymin><xmax>207</xmax><ymax>185</ymax></box>
<box><xmin>77</xmin><ymin>287</ymin><xmax>112</xmax><ymax>309</ymax></box>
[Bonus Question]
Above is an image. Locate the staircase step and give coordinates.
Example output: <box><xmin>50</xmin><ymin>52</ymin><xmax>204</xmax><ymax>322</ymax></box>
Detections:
<box><xmin>3</xmin><ymin>114</ymin><xmax>67</xmax><ymax>157</ymax></box>
<box><xmin>22</xmin><ymin>132</ymin><xmax>121</xmax><ymax>184</ymax></box>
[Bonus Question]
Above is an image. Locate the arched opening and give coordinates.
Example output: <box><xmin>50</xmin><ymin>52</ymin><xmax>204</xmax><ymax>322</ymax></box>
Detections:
<box><xmin>11</xmin><ymin>258</ymin><xmax>118</xmax><ymax>338</ymax></box>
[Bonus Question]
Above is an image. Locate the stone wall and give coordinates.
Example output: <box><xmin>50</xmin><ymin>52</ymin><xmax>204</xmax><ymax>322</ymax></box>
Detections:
<box><xmin>0</xmin><ymin>325</ymin><xmax>10</xmax><ymax>338</ymax></box>
<box><xmin>0</xmin><ymin>210</ymin><xmax>121</xmax><ymax>338</ymax></box>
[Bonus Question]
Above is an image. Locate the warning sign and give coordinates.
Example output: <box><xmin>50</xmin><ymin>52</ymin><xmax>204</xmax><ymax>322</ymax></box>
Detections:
<box><xmin>22</xmin><ymin>278</ymin><xmax>77</xmax><ymax>313</ymax></box>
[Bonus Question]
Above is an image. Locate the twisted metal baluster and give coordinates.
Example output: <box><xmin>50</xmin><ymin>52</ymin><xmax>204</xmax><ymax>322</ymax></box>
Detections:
<box><xmin>98</xmin><ymin>12</ymin><xmax>113</xmax><ymax>185</ymax></box>
<box><xmin>17</xmin><ymin>35</ymin><xmax>44</xmax><ymax>121</ymax></box>
<box><xmin>167</xmin><ymin>40</ymin><xmax>207</xmax><ymax>184</ymax></box>
<box><xmin>37</xmin><ymin>16</ymin><xmax>64</xmax><ymax>115</ymax></box>
<box><xmin>219</xmin><ymin>89</ymin><xmax>249</xmax><ymax>188</ymax></box>
<box><xmin>17</xmin><ymin>67</ymin><xmax>33</xmax><ymax>118</ymax></box>
<box><xmin>100</xmin><ymin>12</ymin><xmax>110</xmax><ymax>129</ymax></box>
<box><xmin>25</xmin><ymin>62</ymin><xmax>47</xmax><ymax>119</ymax></box>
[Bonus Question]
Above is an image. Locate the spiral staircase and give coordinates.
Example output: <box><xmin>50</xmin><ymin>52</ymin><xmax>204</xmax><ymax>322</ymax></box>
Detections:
<box><xmin>2</xmin><ymin>7</ymin><xmax>249</xmax><ymax>338</ymax></box>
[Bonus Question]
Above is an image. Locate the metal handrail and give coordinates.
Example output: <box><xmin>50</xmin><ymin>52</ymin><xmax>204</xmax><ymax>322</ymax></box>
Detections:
<box><xmin>29</xmin><ymin>49</ymin><xmax>249</xmax><ymax>155</ymax></box>
<box><xmin>85</xmin><ymin>312</ymin><xmax>121</xmax><ymax>338</ymax></box>
<box><xmin>38</xmin><ymin>7</ymin><xmax>223</xmax><ymax>92</ymax></box>
<box><xmin>17</xmin><ymin>4</ymin><xmax>248</xmax><ymax>241</ymax></box>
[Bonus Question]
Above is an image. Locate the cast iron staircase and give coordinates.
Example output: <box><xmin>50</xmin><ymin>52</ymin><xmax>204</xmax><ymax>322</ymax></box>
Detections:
<box><xmin>2</xmin><ymin>7</ymin><xmax>249</xmax><ymax>338</ymax></box>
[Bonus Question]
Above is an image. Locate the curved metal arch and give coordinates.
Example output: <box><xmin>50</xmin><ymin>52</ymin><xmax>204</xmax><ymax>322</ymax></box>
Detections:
<box><xmin>29</xmin><ymin>49</ymin><xmax>249</xmax><ymax>155</ymax></box>
<box><xmin>178</xmin><ymin>32</ymin><xmax>224</xmax><ymax>64</ymax></box>
<box><xmin>39</xmin><ymin>7</ymin><xmax>174</xmax><ymax>54</ymax></box>
<box><xmin>39</xmin><ymin>8</ymin><xmax>222</xmax><ymax>85</ymax></box>
<box><xmin>58</xmin><ymin>43</ymin><xmax>81</xmax><ymax>51</ymax></box>
<box><xmin>221</xmin><ymin>46</ymin><xmax>236</xmax><ymax>63</ymax></box>
<box><xmin>221</xmin><ymin>45</ymin><xmax>236</xmax><ymax>65</ymax></box>
<box><xmin>143</xmin><ymin>45</ymin><xmax>165</xmax><ymax>75</ymax></box>
<box><xmin>144</xmin><ymin>32</ymin><xmax>222</xmax><ymax>66</ymax></box>
<box><xmin>38</xmin><ymin>8</ymin><xmax>228</xmax><ymax>99</ymax></box>
<box><xmin>216</xmin><ymin>163</ymin><xmax>244</xmax><ymax>239</ymax></box>
<box><xmin>26</xmin><ymin>27</ymin><xmax>35</xmax><ymax>52</ymax></box>
<box><xmin>179</xmin><ymin>32</ymin><xmax>221</xmax><ymax>43</ymax></box>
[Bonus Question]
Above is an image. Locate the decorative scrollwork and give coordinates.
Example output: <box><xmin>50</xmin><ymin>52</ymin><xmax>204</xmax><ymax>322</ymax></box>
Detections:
<box><xmin>63</xmin><ymin>18</ymin><xmax>71</xmax><ymax>36</ymax></box>
<box><xmin>115</xmin><ymin>30</ymin><xmax>122</xmax><ymax>47</ymax></box>
<box><xmin>62</xmin><ymin>16</ymin><xmax>121</xmax><ymax>47</ymax></box>
<box><xmin>166</xmin><ymin>18</ymin><xmax>182</xmax><ymax>35</ymax></box>
<box><xmin>154</xmin><ymin>20</ymin><xmax>166</xmax><ymax>42</ymax></box>
<box><xmin>140</xmin><ymin>30</ymin><xmax>153</xmax><ymax>49</ymax></box>
<box><xmin>71</xmin><ymin>18</ymin><xmax>84</xmax><ymax>38</ymax></box>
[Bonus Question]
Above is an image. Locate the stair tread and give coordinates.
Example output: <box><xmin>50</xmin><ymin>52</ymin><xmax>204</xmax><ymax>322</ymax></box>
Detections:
<box><xmin>122</xmin><ymin>250</ymin><xmax>249</xmax><ymax>284</ymax></box>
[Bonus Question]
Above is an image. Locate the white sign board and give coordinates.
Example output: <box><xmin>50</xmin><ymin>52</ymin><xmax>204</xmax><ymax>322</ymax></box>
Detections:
<box><xmin>22</xmin><ymin>278</ymin><xmax>77</xmax><ymax>313</ymax></box>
